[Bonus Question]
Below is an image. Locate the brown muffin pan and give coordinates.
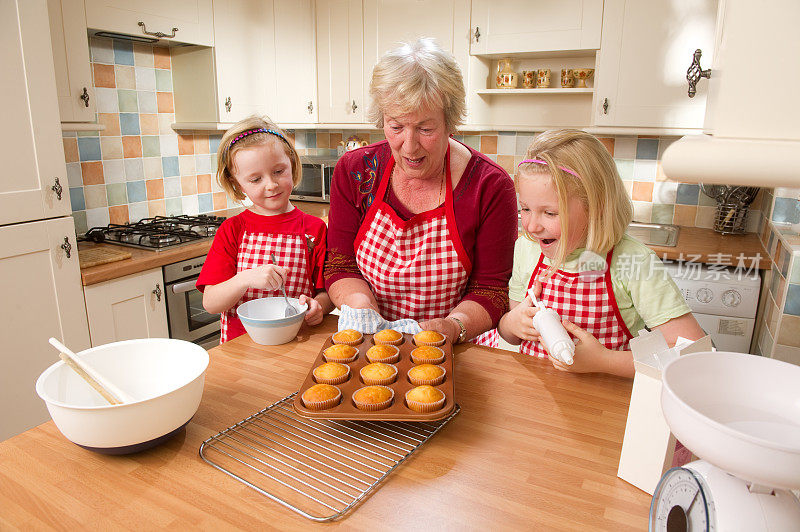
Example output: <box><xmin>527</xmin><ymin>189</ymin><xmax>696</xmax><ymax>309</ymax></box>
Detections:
<box><xmin>293</xmin><ymin>333</ymin><xmax>456</xmax><ymax>421</ymax></box>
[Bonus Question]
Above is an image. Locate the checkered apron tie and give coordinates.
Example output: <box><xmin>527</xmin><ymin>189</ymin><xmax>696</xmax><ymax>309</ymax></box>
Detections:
<box><xmin>220</xmin><ymin>231</ymin><xmax>312</xmax><ymax>342</ymax></box>
<box><xmin>520</xmin><ymin>249</ymin><xmax>632</xmax><ymax>357</ymax></box>
<box><xmin>354</xmin><ymin>152</ymin><xmax>471</xmax><ymax>322</ymax></box>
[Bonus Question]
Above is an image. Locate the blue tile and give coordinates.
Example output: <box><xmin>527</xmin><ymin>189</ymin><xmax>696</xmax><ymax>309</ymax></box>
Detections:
<box><xmin>162</xmin><ymin>156</ymin><xmax>179</xmax><ymax>177</ymax></box>
<box><xmin>676</xmin><ymin>183</ymin><xmax>700</xmax><ymax>205</ymax></box>
<box><xmin>113</xmin><ymin>40</ymin><xmax>134</xmax><ymax>66</ymax></box>
<box><xmin>305</xmin><ymin>131</ymin><xmax>316</xmax><ymax>148</ymax></box>
<box><xmin>779</xmin><ymin>246</ymin><xmax>791</xmax><ymax>278</ymax></box>
<box><xmin>209</xmin><ymin>135</ymin><xmax>222</xmax><ymax>155</ymax></box>
<box><xmin>198</xmin><ymin>193</ymin><xmax>213</xmax><ymax>213</ymax></box>
<box><xmin>69</xmin><ymin>187</ymin><xmax>85</xmax><ymax>211</ymax></box>
<box><xmin>119</xmin><ymin>113</ymin><xmax>140</xmax><ymax>135</ymax></box>
<box><xmin>77</xmin><ymin>137</ymin><xmax>101</xmax><ymax>161</ymax></box>
<box><xmin>785</xmin><ymin>284</ymin><xmax>800</xmax><ymax>316</ymax></box>
<box><xmin>769</xmin><ymin>265</ymin><xmax>782</xmax><ymax>303</ymax></box>
<box><xmin>635</xmin><ymin>138</ymin><xmax>659</xmax><ymax>160</ymax></box>
<box><xmin>126</xmin><ymin>180</ymin><xmax>146</xmax><ymax>202</ymax></box>
<box><xmin>772</xmin><ymin>197</ymin><xmax>800</xmax><ymax>224</ymax></box>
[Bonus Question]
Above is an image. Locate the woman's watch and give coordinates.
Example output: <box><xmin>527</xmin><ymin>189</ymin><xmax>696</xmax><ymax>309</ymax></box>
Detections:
<box><xmin>448</xmin><ymin>317</ymin><xmax>467</xmax><ymax>344</ymax></box>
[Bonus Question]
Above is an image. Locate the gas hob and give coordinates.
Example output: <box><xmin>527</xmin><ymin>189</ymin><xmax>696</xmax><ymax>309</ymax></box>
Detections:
<box><xmin>83</xmin><ymin>215</ymin><xmax>226</xmax><ymax>250</ymax></box>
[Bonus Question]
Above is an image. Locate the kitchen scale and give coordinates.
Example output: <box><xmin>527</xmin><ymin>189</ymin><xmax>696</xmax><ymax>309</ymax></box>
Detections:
<box><xmin>651</xmin><ymin>351</ymin><xmax>800</xmax><ymax>530</ymax></box>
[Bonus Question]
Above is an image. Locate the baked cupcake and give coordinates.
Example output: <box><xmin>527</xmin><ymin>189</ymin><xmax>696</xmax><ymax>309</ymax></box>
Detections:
<box><xmin>405</xmin><ymin>385</ymin><xmax>446</xmax><ymax>413</ymax></box>
<box><xmin>352</xmin><ymin>385</ymin><xmax>394</xmax><ymax>411</ymax></box>
<box><xmin>360</xmin><ymin>362</ymin><xmax>398</xmax><ymax>385</ymax></box>
<box><xmin>373</xmin><ymin>328</ymin><xmax>403</xmax><ymax>346</ymax></box>
<box><xmin>414</xmin><ymin>330</ymin><xmax>445</xmax><ymax>347</ymax></box>
<box><xmin>410</xmin><ymin>345</ymin><xmax>445</xmax><ymax>365</ymax></box>
<box><xmin>365</xmin><ymin>344</ymin><xmax>400</xmax><ymax>364</ymax></box>
<box><xmin>323</xmin><ymin>344</ymin><xmax>358</xmax><ymax>363</ymax></box>
<box><xmin>301</xmin><ymin>383</ymin><xmax>341</xmax><ymax>410</ymax></box>
<box><xmin>332</xmin><ymin>328</ymin><xmax>363</xmax><ymax>346</ymax></box>
<box><xmin>407</xmin><ymin>363</ymin><xmax>446</xmax><ymax>386</ymax></box>
<box><xmin>312</xmin><ymin>362</ymin><xmax>350</xmax><ymax>385</ymax></box>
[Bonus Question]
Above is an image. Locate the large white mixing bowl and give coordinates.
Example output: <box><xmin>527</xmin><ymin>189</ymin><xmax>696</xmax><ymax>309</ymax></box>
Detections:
<box><xmin>661</xmin><ymin>351</ymin><xmax>800</xmax><ymax>490</ymax></box>
<box><xmin>236</xmin><ymin>297</ymin><xmax>308</xmax><ymax>345</ymax></box>
<box><xmin>36</xmin><ymin>338</ymin><xmax>209</xmax><ymax>454</ymax></box>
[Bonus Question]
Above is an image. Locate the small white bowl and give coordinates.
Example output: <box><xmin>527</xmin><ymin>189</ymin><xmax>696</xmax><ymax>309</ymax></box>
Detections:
<box><xmin>35</xmin><ymin>338</ymin><xmax>209</xmax><ymax>454</ymax></box>
<box><xmin>236</xmin><ymin>297</ymin><xmax>308</xmax><ymax>345</ymax></box>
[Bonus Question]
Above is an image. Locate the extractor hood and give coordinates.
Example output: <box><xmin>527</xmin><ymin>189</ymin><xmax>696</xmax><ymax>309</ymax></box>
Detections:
<box><xmin>662</xmin><ymin>0</ymin><xmax>800</xmax><ymax>188</ymax></box>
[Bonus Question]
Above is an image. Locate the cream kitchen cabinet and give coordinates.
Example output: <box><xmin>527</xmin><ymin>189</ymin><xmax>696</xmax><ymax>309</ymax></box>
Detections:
<box><xmin>274</xmin><ymin>0</ymin><xmax>317</xmax><ymax>124</ymax></box>
<box><xmin>0</xmin><ymin>217</ymin><xmax>90</xmax><ymax>441</ymax></box>
<box><xmin>0</xmin><ymin>0</ymin><xmax>72</xmax><ymax>226</ymax></box>
<box><xmin>469</xmin><ymin>0</ymin><xmax>602</xmax><ymax>56</ymax></box>
<box><xmin>84</xmin><ymin>0</ymin><xmax>213</xmax><ymax>46</ymax></box>
<box><xmin>593</xmin><ymin>0</ymin><xmax>717</xmax><ymax>129</ymax></box>
<box><xmin>47</xmin><ymin>0</ymin><xmax>96</xmax><ymax>122</ymax></box>
<box><xmin>316</xmin><ymin>0</ymin><xmax>364</xmax><ymax>124</ymax></box>
<box><xmin>83</xmin><ymin>268</ymin><xmax>168</xmax><ymax>346</ymax></box>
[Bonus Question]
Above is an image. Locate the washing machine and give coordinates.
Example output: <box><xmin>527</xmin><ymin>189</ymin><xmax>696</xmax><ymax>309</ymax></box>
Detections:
<box><xmin>662</xmin><ymin>262</ymin><xmax>761</xmax><ymax>353</ymax></box>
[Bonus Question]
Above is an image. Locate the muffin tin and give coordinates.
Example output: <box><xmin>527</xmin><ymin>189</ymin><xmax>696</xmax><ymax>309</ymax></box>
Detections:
<box><xmin>293</xmin><ymin>332</ymin><xmax>455</xmax><ymax>421</ymax></box>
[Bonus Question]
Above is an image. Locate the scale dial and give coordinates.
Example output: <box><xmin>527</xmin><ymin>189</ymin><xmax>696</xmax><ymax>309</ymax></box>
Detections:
<box><xmin>696</xmin><ymin>287</ymin><xmax>714</xmax><ymax>304</ymax></box>
<box><xmin>721</xmin><ymin>289</ymin><xmax>741</xmax><ymax>308</ymax></box>
<box><xmin>650</xmin><ymin>467</ymin><xmax>716</xmax><ymax>531</ymax></box>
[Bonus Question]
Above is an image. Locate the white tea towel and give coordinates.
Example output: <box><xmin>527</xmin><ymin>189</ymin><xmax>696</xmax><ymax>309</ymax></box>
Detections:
<box><xmin>337</xmin><ymin>305</ymin><xmax>422</xmax><ymax>334</ymax></box>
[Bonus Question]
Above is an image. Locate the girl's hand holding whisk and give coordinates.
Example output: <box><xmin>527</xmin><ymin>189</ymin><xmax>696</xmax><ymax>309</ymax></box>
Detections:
<box><xmin>236</xmin><ymin>264</ymin><xmax>287</xmax><ymax>292</ymax></box>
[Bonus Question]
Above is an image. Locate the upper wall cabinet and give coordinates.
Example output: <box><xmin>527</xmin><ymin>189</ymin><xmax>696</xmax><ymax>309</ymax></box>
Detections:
<box><xmin>316</xmin><ymin>0</ymin><xmax>364</xmax><ymax>124</ymax></box>
<box><xmin>593</xmin><ymin>0</ymin><xmax>717</xmax><ymax>129</ymax></box>
<box><xmin>469</xmin><ymin>0</ymin><xmax>602</xmax><ymax>56</ymax></box>
<box><xmin>273</xmin><ymin>0</ymin><xmax>317</xmax><ymax>124</ymax></box>
<box><xmin>84</xmin><ymin>0</ymin><xmax>213</xmax><ymax>46</ymax></box>
<box><xmin>47</xmin><ymin>0</ymin><xmax>96</xmax><ymax>122</ymax></box>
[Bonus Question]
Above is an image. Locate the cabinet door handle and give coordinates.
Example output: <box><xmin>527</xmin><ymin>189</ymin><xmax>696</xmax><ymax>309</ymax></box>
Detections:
<box><xmin>51</xmin><ymin>177</ymin><xmax>63</xmax><ymax>200</ymax></box>
<box><xmin>351</xmin><ymin>100</ymin><xmax>357</xmax><ymax>113</ymax></box>
<box><xmin>307</xmin><ymin>101</ymin><xmax>314</xmax><ymax>114</ymax></box>
<box><xmin>602</xmin><ymin>98</ymin><xmax>609</xmax><ymax>115</ymax></box>
<box><xmin>474</xmin><ymin>27</ymin><xmax>480</xmax><ymax>42</ymax></box>
<box><xmin>686</xmin><ymin>49</ymin><xmax>711</xmax><ymax>98</ymax></box>
<box><xmin>152</xmin><ymin>283</ymin><xmax>162</xmax><ymax>302</ymax></box>
<box><xmin>225</xmin><ymin>96</ymin><xmax>232</xmax><ymax>112</ymax></box>
<box><xmin>60</xmin><ymin>236</ymin><xmax>72</xmax><ymax>258</ymax></box>
<box><xmin>79</xmin><ymin>87</ymin><xmax>90</xmax><ymax>107</ymax></box>
<box><xmin>138</xmin><ymin>21</ymin><xmax>179</xmax><ymax>39</ymax></box>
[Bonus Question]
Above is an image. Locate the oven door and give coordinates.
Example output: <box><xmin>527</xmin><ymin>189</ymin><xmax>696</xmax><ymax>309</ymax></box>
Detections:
<box><xmin>165</xmin><ymin>277</ymin><xmax>220</xmax><ymax>348</ymax></box>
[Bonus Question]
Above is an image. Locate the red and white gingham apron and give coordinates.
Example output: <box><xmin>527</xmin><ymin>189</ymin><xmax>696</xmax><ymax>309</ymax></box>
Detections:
<box><xmin>476</xmin><ymin>249</ymin><xmax>633</xmax><ymax>355</ymax></box>
<box><xmin>354</xmin><ymin>150</ymin><xmax>471</xmax><ymax>321</ymax></box>
<box><xmin>220</xmin><ymin>222</ymin><xmax>313</xmax><ymax>342</ymax></box>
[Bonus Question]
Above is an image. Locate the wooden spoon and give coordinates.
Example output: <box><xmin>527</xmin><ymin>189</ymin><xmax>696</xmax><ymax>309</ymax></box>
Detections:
<box><xmin>48</xmin><ymin>338</ymin><xmax>134</xmax><ymax>405</ymax></box>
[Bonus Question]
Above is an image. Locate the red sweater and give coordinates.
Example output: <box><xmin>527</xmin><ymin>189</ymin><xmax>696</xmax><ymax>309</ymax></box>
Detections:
<box><xmin>324</xmin><ymin>140</ymin><xmax>518</xmax><ymax>325</ymax></box>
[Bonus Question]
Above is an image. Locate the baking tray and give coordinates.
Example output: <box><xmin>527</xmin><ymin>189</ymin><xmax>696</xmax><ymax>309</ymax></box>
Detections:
<box><xmin>292</xmin><ymin>333</ymin><xmax>455</xmax><ymax>421</ymax></box>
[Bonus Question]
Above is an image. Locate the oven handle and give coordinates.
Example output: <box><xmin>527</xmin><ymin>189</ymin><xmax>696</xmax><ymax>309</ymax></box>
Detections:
<box><xmin>170</xmin><ymin>280</ymin><xmax>199</xmax><ymax>294</ymax></box>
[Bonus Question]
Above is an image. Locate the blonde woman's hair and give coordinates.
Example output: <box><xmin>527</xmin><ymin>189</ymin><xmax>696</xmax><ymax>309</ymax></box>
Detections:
<box><xmin>216</xmin><ymin>115</ymin><xmax>301</xmax><ymax>202</ymax></box>
<box><xmin>517</xmin><ymin>129</ymin><xmax>632</xmax><ymax>271</ymax></box>
<box><xmin>368</xmin><ymin>37</ymin><xmax>466</xmax><ymax>134</ymax></box>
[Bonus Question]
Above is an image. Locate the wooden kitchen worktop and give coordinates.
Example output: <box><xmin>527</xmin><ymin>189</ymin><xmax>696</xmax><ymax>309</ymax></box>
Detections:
<box><xmin>0</xmin><ymin>316</ymin><xmax>651</xmax><ymax>529</ymax></box>
<box><xmin>647</xmin><ymin>226</ymin><xmax>769</xmax><ymax>270</ymax></box>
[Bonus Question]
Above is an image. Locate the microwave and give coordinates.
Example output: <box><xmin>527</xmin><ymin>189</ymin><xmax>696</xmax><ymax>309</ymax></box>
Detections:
<box><xmin>293</xmin><ymin>156</ymin><xmax>339</xmax><ymax>203</ymax></box>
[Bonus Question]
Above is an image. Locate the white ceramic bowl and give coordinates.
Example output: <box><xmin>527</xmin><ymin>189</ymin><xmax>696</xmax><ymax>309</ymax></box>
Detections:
<box><xmin>35</xmin><ymin>338</ymin><xmax>209</xmax><ymax>454</ymax></box>
<box><xmin>661</xmin><ymin>351</ymin><xmax>800</xmax><ymax>490</ymax></box>
<box><xmin>236</xmin><ymin>297</ymin><xmax>308</xmax><ymax>345</ymax></box>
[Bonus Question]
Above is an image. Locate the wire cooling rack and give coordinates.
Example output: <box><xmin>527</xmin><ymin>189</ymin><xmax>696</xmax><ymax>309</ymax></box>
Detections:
<box><xmin>199</xmin><ymin>393</ymin><xmax>460</xmax><ymax>522</ymax></box>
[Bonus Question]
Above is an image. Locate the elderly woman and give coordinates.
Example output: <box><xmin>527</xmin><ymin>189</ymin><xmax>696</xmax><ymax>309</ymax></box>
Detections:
<box><xmin>324</xmin><ymin>38</ymin><xmax>518</xmax><ymax>344</ymax></box>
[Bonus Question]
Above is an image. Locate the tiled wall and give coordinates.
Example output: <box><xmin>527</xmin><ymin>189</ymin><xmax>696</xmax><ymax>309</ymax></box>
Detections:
<box><xmin>753</xmin><ymin>187</ymin><xmax>800</xmax><ymax>365</ymax></box>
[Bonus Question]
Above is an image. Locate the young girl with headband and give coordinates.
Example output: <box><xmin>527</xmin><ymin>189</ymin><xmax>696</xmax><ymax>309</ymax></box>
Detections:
<box><xmin>197</xmin><ymin>116</ymin><xmax>333</xmax><ymax>342</ymax></box>
<box><xmin>492</xmin><ymin>129</ymin><xmax>705</xmax><ymax>376</ymax></box>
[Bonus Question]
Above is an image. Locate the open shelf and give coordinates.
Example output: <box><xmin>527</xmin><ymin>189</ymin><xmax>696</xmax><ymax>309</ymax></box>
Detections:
<box><xmin>477</xmin><ymin>88</ymin><xmax>594</xmax><ymax>95</ymax></box>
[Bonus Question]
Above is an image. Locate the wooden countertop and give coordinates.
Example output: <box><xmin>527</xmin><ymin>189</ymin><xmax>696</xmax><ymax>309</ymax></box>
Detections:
<box><xmin>0</xmin><ymin>316</ymin><xmax>651</xmax><ymax>529</ymax></box>
<box><xmin>647</xmin><ymin>226</ymin><xmax>769</xmax><ymax>270</ymax></box>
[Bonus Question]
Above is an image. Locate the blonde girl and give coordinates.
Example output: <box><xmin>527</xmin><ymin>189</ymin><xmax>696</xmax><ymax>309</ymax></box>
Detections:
<box><xmin>495</xmin><ymin>129</ymin><xmax>705</xmax><ymax>376</ymax></box>
<box><xmin>197</xmin><ymin>116</ymin><xmax>333</xmax><ymax>343</ymax></box>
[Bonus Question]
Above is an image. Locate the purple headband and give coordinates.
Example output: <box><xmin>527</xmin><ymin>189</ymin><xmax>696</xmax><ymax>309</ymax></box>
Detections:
<box><xmin>226</xmin><ymin>128</ymin><xmax>289</xmax><ymax>154</ymax></box>
<box><xmin>518</xmin><ymin>158</ymin><xmax>580</xmax><ymax>179</ymax></box>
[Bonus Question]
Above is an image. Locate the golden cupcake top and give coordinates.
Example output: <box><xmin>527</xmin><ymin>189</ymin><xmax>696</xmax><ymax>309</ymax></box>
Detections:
<box><xmin>360</xmin><ymin>363</ymin><xmax>396</xmax><ymax>380</ymax></box>
<box><xmin>414</xmin><ymin>330</ymin><xmax>444</xmax><ymax>345</ymax></box>
<box><xmin>302</xmin><ymin>383</ymin><xmax>340</xmax><ymax>403</ymax></box>
<box><xmin>324</xmin><ymin>344</ymin><xmax>357</xmax><ymax>359</ymax></box>
<box><xmin>332</xmin><ymin>329</ymin><xmax>363</xmax><ymax>344</ymax></box>
<box><xmin>313</xmin><ymin>362</ymin><xmax>349</xmax><ymax>380</ymax></box>
<box><xmin>406</xmin><ymin>385</ymin><xmax>444</xmax><ymax>404</ymax></box>
<box><xmin>373</xmin><ymin>328</ymin><xmax>402</xmax><ymax>343</ymax></box>
<box><xmin>411</xmin><ymin>345</ymin><xmax>444</xmax><ymax>360</ymax></box>
<box><xmin>353</xmin><ymin>385</ymin><xmax>393</xmax><ymax>404</ymax></box>
<box><xmin>408</xmin><ymin>364</ymin><xmax>445</xmax><ymax>380</ymax></box>
<box><xmin>366</xmin><ymin>344</ymin><xmax>398</xmax><ymax>360</ymax></box>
